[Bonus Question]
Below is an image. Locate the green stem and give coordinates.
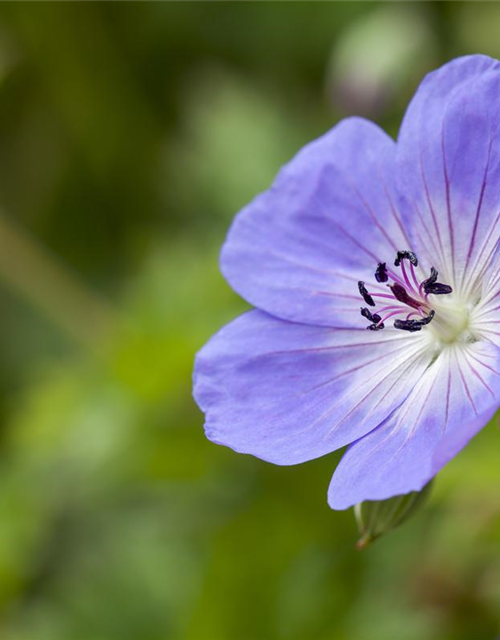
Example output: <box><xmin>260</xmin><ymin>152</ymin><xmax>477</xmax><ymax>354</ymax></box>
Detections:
<box><xmin>0</xmin><ymin>211</ymin><xmax>118</xmax><ymax>351</ymax></box>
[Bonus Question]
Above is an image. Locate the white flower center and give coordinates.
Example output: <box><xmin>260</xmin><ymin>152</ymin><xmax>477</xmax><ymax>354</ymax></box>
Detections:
<box><xmin>427</xmin><ymin>296</ymin><xmax>476</xmax><ymax>346</ymax></box>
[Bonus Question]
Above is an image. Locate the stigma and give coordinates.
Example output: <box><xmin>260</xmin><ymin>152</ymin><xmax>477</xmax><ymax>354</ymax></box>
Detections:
<box><xmin>358</xmin><ymin>251</ymin><xmax>452</xmax><ymax>333</ymax></box>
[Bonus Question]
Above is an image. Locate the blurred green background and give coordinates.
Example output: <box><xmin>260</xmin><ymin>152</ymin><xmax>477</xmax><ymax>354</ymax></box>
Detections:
<box><xmin>0</xmin><ymin>3</ymin><xmax>498</xmax><ymax>639</ymax></box>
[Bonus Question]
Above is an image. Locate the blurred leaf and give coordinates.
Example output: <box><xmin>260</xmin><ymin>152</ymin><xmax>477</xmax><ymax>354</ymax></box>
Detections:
<box><xmin>167</xmin><ymin>66</ymin><xmax>308</xmax><ymax>225</ymax></box>
<box><xmin>328</xmin><ymin>5</ymin><xmax>437</xmax><ymax>117</ymax></box>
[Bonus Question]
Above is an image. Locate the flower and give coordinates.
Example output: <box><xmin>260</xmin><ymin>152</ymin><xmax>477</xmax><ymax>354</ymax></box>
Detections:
<box><xmin>193</xmin><ymin>55</ymin><xmax>500</xmax><ymax>509</ymax></box>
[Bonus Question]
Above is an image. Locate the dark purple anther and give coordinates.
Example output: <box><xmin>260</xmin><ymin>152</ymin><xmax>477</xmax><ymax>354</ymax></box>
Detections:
<box><xmin>358</xmin><ymin>281</ymin><xmax>375</xmax><ymax>306</ymax></box>
<box><xmin>375</xmin><ymin>262</ymin><xmax>388</xmax><ymax>283</ymax></box>
<box><xmin>422</xmin><ymin>267</ymin><xmax>453</xmax><ymax>295</ymax></box>
<box><xmin>394</xmin><ymin>250</ymin><xmax>418</xmax><ymax>267</ymax></box>
<box><xmin>394</xmin><ymin>310</ymin><xmax>435</xmax><ymax>332</ymax></box>
<box><xmin>426</xmin><ymin>282</ymin><xmax>453</xmax><ymax>295</ymax></box>
<box><xmin>360</xmin><ymin>307</ymin><xmax>382</xmax><ymax>323</ymax></box>
<box><xmin>422</xmin><ymin>266</ymin><xmax>438</xmax><ymax>287</ymax></box>
<box><xmin>367</xmin><ymin>322</ymin><xmax>385</xmax><ymax>331</ymax></box>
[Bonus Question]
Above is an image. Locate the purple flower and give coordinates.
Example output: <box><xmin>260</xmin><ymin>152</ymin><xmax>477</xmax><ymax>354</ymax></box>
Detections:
<box><xmin>193</xmin><ymin>55</ymin><xmax>500</xmax><ymax>510</ymax></box>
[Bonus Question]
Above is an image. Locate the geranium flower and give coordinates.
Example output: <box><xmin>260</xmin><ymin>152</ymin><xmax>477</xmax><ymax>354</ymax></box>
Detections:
<box><xmin>193</xmin><ymin>55</ymin><xmax>500</xmax><ymax>509</ymax></box>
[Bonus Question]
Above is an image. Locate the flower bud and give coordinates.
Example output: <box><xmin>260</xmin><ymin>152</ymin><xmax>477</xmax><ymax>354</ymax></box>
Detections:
<box><xmin>354</xmin><ymin>481</ymin><xmax>433</xmax><ymax>549</ymax></box>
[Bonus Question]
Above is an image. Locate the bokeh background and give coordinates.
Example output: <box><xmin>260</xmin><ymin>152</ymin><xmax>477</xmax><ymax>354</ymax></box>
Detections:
<box><xmin>0</xmin><ymin>3</ymin><xmax>498</xmax><ymax>639</ymax></box>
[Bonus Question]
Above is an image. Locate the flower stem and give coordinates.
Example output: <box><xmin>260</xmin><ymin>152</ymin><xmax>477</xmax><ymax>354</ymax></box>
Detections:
<box><xmin>0</xmin><ymin>210</ymin><xmax>118</xmax><ymax>351</ymax></box>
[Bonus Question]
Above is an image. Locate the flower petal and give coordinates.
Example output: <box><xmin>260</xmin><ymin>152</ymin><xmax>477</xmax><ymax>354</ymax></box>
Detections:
<box><xmin>193</xmin><ymin>310</ymin><xmax>435</xmax><ymax>465</ymax></box>
<box><xmin>468</xmin><ymin>252</ymin><xmax>500</xmax><ymax>347</ymax></box>
<box><xmin>328</xmin><ymin>341</ymin><xmax>500</xmax><ymax>510</ymax></box>
<box><xmin>397</xmin><ymin>54</ymin><xmax>500</xmax><ymax>295</ymax></box>
<box><xmin>221</xmin><ymin>117</ymin><xmax>409</xmax><ymax>327</ymax></box>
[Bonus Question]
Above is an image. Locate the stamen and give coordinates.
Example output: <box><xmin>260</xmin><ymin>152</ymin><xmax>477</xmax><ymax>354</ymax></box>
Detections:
<box><xmin>377</xmin><ymin>309</ymin><xmax>406</xmax><ymax>326</ymax></box>
<box><xmin>357</xmin><ymin>250</ymin><xmax>452</xmax><ymax>334</ymax></box>
<box><xmin>360</xmin><ymin>307</ymin><xmax>381</xmax><ymax>323</ymax></box>
<box><xmin>358</xmin><ymin>281</ymin><xmax>375</xmax><ymax>306</ymax></box>
<box><xmin>394</xmin><ymin>310</ymin><xmax>435</xmax><ymax>333</ymax></box>
<box><xmin>360</xmin><ymin>305</ymin><xmax>406</xmax><ymax>331</ymax></box>
<box><xmin>400</xmin><ymin>259</ymin><xmax>419</xmax><ymax>297</ymax></box>
<box><xmin>376</xmin><ymin>305</ymin><xmax>407</xmax><ymax>315</ymax></box>
<box><xmin>427</xmin><ymin>282</ymin><xmax>453</xmax><ymax>294</ymax></box>
<box><xmin>394</xmin><ymin>250</ymin><xmax>421</xmax><ymax>296</ymax></box>
<box><xmin>422</xmin><ymin>268</ymin><xmax>453</xmax><ymax>295</ymax></box>
<box><xmin>394</xmin><ymin>250</ymin><xmax>418</xmax><ymax>267</ymax></box>
<box><xmin>384</xmin><ymin>268</ymin><xmax>410</xmax><ymax>290</ymax></box>
<box><xmin>408</xmin><ymin>261</ymin><xmax>421</xmax><ymax>292</ymax></box>
<box><xmin>371</xmin><ymin>292</ymin><xmax>405</xmax><ymax>301</ymax></box>
<box><xmin>375</xmin><ymin>262</ymin><xmax>388</xmax><ymax>283</ymax></box>
<box><xmin>367</xmin><ymin>322</ymin><xmax>385</xmax><ymax>331</ymax></box>
<box><xmin>420</xmin><ymin>267</ymin><xmax>437</xmax><ymax>295</ymax></box>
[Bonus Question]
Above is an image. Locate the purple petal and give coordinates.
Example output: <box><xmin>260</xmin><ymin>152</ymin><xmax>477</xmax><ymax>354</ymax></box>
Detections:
<box><xmin>468</xmin><ymin>250</ymin><xmax>500</xmax><ymax>347</ymax></box>
<box><xmin>193</xmin><ymin>310</ymin><xmax>435</xmax><ymax>465</ymax></box>
<box><xmin>221</xmin><ymin>117</ymin><xmax>410</xmax><ymax>328</ymax></box>
<box><xmin>398</xmin><ymin>54</ymin><xmax>500</xmax><ymax>295</ymax></box>
<box><xmin>328</xmin><ymin>341</ymin><xmax>500</xmax><ymax>510</ymax></box>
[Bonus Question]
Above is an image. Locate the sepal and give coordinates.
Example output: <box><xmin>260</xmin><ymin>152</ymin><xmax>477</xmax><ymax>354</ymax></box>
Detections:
<box><xmin>354</xmin><ymin>481</ymin><xmax>433</xmax><ymax>549</ymax></box>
